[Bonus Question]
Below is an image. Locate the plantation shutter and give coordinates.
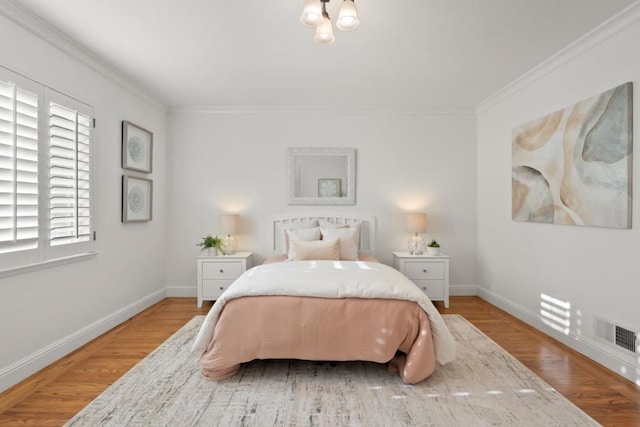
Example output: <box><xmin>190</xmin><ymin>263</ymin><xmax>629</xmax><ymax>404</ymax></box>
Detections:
<box><xmin>47</xmin><ymin>89</ymin><xmax>93</xmax><ymax>256</ymax></box>
<box><xmin>0</xmin><ymin>70</ymin><xmax>40</xmax><ymax>258</ymax></box>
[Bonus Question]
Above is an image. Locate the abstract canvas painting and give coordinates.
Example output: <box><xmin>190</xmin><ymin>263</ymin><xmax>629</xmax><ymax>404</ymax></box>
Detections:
<box><xmin>512</xmin><ymin>82</ymin><xmax>632</xmax><ymax>228</ymax></box>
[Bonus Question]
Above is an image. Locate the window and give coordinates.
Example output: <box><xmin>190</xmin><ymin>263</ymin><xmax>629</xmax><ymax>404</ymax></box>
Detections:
<box><xmin>0</xmin><ymin>66</ymin><xmax>93</xmax><ymax>271</ymax></box>
<box><xmin>47</xmin><ymin>91</ymin><xmax>93</xmax><ymax>258</ymax></box>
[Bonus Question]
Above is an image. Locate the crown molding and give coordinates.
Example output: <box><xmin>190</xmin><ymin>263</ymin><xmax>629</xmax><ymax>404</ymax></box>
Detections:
<box><xmin>169</xmin><ymin>105</ymin><xmax>475</xmax><ymax>116</ymax></box>
<box><xmin>0</xmin><ymin>0</ymin><xmax>166</xmax><ymax>111</ymax></box>
<box><xmin>476</xmin><ymin>1</ymin><xmax>640</xmax><ymax>114</ymax></box>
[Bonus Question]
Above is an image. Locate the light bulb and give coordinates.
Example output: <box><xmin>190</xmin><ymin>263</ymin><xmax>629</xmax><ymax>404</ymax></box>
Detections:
<box><xmin>336</xmin><ymin>0</ymin><xmax>360</xmax><ymax>31</ymax></box>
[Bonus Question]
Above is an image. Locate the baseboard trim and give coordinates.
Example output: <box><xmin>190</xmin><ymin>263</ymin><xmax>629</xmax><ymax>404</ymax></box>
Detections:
<box><xmin>166</xmin><ymin>286</ymin><xmax>196</xmax><ymax>297</ymax></box>
<box><xmin>476</xmin><ymin>287</ymin><xmax>639</xmax><ymax>386</ymax></box>
<box><xmin>0</xmin><ymin>288</ymin><xmax>166</xmax><ymax>393</ymax></box>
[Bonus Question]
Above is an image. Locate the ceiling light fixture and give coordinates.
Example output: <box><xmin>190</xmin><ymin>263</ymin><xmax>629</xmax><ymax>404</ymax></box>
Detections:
<box><xmin>300</xmin><ymin>0</ymin><xmax>360</xmax><ymax>45</ymax></box>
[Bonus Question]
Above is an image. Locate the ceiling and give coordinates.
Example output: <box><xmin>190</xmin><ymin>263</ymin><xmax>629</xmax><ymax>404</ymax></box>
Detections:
<box><xmin>12</xmin><ymin>0</ymin><xmax>635</xmax><ymax>110</ymax></box>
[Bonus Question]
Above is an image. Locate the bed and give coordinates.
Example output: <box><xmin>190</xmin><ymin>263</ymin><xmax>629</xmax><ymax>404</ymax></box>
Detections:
<box><xmin>192</xmin><ymin>213</ymin><xmax>456</xmax><ymax>384</ymax></box>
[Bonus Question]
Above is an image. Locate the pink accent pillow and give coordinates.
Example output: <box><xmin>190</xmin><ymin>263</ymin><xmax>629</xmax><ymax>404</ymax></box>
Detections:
<box><xmin>286</xmin><ymin>227</ymin><xmax>321</xmax><ymax>260</ymax></box>
<box><xmin>290</xmin><ymin>238</ymin><xmax>340</xmax><ymax>261</ymax></box>
<box><xmin>320</xmin><ymin>227</ymin><xmax>359</xmax><ymax>260</ymax></box>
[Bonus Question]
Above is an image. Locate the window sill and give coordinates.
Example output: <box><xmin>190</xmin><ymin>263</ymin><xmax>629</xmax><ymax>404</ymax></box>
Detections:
<box><xmin>0</xmin><ymin>252</ymin><xmax>98</xmax><ymax>280</ymax></box>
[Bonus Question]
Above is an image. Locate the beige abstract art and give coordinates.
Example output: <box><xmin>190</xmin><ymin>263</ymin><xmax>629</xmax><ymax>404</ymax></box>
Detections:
<box><xmin>512</xmin><ymin>82</ymin><xmax>633</xmax><ymax>228</ymax></box>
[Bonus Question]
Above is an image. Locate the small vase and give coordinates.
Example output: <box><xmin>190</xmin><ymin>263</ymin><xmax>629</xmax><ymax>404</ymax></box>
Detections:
<box><xmin>426</xmin><ymin>247</ymin><xmax>440</xmax><ymax>256</ymax></box>
<box><xmin>204</xmin><ymin>247</ymin><xmax>218</xmax><ymax>256</ymax></box>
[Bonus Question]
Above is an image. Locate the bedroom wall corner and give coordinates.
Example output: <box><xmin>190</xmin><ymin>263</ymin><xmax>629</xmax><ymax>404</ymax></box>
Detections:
<box><xmin>475</xmin><ymin>4</ymin><xmax>640</xmax><ymax>385</ymax></box>
<box><xmin>0</xmin><ymin>6</ymin><xmax>169</xmax><ymax>392</ymax></box>
<box><xmin>165</xmin><ymin>109</ymin><xmax>479</xmax><ymax>298</ymax></box>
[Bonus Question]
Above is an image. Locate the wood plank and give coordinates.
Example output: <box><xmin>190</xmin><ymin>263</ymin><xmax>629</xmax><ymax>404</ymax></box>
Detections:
<box><xmin>0</xmin><ymin>297</ymin><xmax>638</xmax><ymax>425</ymax></box>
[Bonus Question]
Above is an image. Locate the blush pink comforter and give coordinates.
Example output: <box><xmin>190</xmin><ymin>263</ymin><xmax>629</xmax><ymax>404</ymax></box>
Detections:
<box><xmin>200</xmin><ymin>295</ymin><xmax>436</xmax><ymax>384</ymax></box>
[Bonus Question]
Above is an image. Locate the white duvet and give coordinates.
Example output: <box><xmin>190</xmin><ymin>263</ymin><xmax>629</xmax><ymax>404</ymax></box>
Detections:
<box><xmin>192</xmin><ymin>260</ymin><xmax>456</xmax><ymax>365</ymax></box>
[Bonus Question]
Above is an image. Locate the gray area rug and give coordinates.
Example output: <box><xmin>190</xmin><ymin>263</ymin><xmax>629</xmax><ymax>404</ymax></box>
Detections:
<box><xmin>66</xmin><ymin>315</ymin><xmax>599</xmax><ymax>426</ymax></box>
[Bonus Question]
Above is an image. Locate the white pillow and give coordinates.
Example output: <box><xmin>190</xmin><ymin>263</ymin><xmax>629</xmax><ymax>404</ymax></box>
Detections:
<box><xmin>320</xmin><ymin>227</ymin><xmax>359</xmax><ymax>260</ymax></box>
<box><xmin>318</xmin><ymin>220</ymin><xmax>362</xmax><ymax>235</ymax></box>
<box><xmin>290</xmin><ymin>238</ymin><xmax>340</xmax><ymax>261</ymax></box>
<box><xmin>276</xmin><ymin>220</ymin><xmax>319</xmax><ymax>255</ymax></box>
<box><xmin>318</xmin><ymin>219</ymin><xmax>350</xmax><ymax>229</ymax></box>
<box><xmin>286</xmin><ymin>227</ymin><xmax>321</xmax><ymax>260</ymax></box>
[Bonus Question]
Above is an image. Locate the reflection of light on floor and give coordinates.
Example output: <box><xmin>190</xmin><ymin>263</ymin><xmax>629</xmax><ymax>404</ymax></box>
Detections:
<box><xmin>540</xmin><ymin>293</ymin><xmax>571</xmax><ymax>335</ymax></box>
<box><xmin>368</xmin><ymin>386</ymin><xmax>384</xmax><ymax>390</ymax></box>
<box><xmin>487</xmin><ymin>390</ymin><xmax>502</xmax><ymax>395</ymax></box>
<box><xmin>425</xmin><ymin>393</ymin><xmax>439</xmax><ymax>398</ymax></box>
<box><xmin>332</xmin><ymin>261</ymin><xmax>345</xmax><ymax>269</ymax></box>
<box><xmin>517</xmin><ymin>389</ymin><xmax>536</xmax><ymax>394</ymax></box>
<box><xmin>452</xmin><ymin>392</ymin><xmax>471</xmax><ymax>397</ymax></box>
<box><xmin>392</xmin><ymin>395</ymin><xmax>406</xmax><ymax>399</ymax></box>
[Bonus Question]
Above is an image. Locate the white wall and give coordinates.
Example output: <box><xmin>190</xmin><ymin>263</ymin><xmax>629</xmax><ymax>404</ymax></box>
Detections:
<box><xmin>166</xmin><ymin>110</ymin><xmax>478</xmax><ymax>295</ymax></box>
<box><xmin>0</xmin><ymin>11</ymin><xmax>167</xmax><ymax>391</ymax></box>
<box><xmin>476</xmin><ymin>9</ymin><xmax>640</xmax><ymax>383</ymax></box>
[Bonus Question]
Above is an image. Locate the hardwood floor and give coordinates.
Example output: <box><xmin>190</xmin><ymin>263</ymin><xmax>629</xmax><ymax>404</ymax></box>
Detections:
<box><xmin>0</xmin><ymin>296</ymin><xmax>638</xmax><ymax>426</ymax></box>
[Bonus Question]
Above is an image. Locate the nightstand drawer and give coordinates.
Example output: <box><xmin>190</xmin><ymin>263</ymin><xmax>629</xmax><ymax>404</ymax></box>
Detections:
<box><xmin>413</xmin><ymin>280</ymin><xmax>445</xmax><ymax>299</ymax></box>
<box><xmin>403</xmin><ymin>261</ymin><xmax>444</xmax><ymax>280</ymax></box>
<box><xmin>202</xmin><ymin>279</ymin><xmax>235</xmax><ymax>298</ymax></box>
<box><xmin>202</xmin><ymin>261</ymin><xmax>243</xmax><ymax>279</ymax></box>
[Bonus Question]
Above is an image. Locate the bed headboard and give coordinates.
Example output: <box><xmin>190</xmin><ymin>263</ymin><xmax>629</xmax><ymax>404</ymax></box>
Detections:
<box><xmin>271</xmin><ymin>212</ymin><xmax>376</xmax><ymax>255</ymax></box>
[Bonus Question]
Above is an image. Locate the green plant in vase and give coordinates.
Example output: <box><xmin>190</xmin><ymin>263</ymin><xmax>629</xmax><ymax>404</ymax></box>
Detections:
<box><xmin>427</xmin><ymin>239</ymin><xmax>440</xmax><ymax>255</ymax></box>
<box><xmin>197</xmin><ymin>234</ymin><xmax>223</xmax><ymax>255</ymax></box>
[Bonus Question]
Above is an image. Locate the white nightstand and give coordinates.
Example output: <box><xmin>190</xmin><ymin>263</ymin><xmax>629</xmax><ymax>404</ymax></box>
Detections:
<box><xmin>196</xmin><ymin>251</ymin><xmax>253</xmax><ymax>308</ymax></box>
<box><xmin>393</xmin><ymin>251</ymin><xmax>450</xmax><ymax>308</ymax></box>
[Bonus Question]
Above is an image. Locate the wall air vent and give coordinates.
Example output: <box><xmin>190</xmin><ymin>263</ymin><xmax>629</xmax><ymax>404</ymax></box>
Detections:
<box><xmin>594</xmin><ymin>316</ymin><xmax>638</xmax><ymax>354</ymax></box>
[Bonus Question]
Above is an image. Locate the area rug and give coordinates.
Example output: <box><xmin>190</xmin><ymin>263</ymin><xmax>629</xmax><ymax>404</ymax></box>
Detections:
<box><xmin>66</xmin><ymin>315</ymin><xmax>599</xmax><ymax>426</ymax></box>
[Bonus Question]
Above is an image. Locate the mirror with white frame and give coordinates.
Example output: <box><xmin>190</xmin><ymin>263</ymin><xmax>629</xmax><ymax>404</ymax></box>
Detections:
<box><xmin>287</xmin><ymin>147</ymin><xmax>356</xmax><ymax>205</ymax></box>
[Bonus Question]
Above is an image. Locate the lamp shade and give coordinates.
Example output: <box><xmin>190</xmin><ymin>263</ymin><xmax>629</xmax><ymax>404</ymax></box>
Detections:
<box><xmin>406</xmin><ymin>213</ymin><xmax>427</xmax><ymax>233</ymax></box>
<box><xmin>336</xmin><ymin>0</ymin><xmax>360</xmax><ymax>31</ymax></box>
<box><xmin>300</xmin><ymin>0</ymin><xmax>323</xmax><ymax>27</ymax></box>
<box><xmin>314</xmin><ymin>12</ymin><xmax>336</xmax><ymax>44</ymax></box>
<box><xmin>220</xmin><ymin>214</ymin><xmax>239</xmax><ymax>236</ymax></box>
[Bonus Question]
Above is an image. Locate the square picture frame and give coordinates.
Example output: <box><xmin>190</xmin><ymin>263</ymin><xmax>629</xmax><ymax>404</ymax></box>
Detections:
<box><xmin>122</xmin><ymin>175</ymin><xmax>153</xmax><ymax>222</ymax></box>
<box><xmin>318</xmin><ymin>178</ymin><xmax>341</xmax><ymax>197</ymax></box>
<box><xmin>122</xmin><ymin>121</ymin><xmax>153</xmax><ymax>173</ymax></box>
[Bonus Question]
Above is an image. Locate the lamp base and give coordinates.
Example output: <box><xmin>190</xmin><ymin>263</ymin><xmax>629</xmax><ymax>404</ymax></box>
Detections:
<box><xmin>408</xmin><ymin>234</ymin><xmax>425</xmax><ymax>255</ymax></box>
<box><xmin>222</xmin><ymin>235</ymin><xmax>237</xmax><ymax>255</ymax></box>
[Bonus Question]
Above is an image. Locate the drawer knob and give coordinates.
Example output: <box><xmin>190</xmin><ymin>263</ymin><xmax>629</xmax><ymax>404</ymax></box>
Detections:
<box><xmin>422</xmin><ymin>287</ymin><xmax>427</xmax><ymax>290</ymax></box>
<box><xmin>219</xmin><ymin>286</ymin><xmax>224</xmax><ymax>290</ymax></box>
<box><xmin>423</xmin><ymin>269</ymin><xmax>428</xmax><ymax>273</ymax></box>
<box><xmin>219</xmin><ymin>269</ymin><xmax>224</xmax><ymax>273</ymax></box>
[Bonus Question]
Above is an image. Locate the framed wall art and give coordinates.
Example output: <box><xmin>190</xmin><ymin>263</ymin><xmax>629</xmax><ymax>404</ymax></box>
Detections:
<box><xmin>122</xmin><ymin>175</ymin><xmax>153</xmax><ymax>222</ymax></box>
<box><xmin>318</xmin><ymin>178</ymin><xmax>341</xmax><ymax>197</ymax></box>
<box><xmin>122</xmin><ymin>121</ymin><xmax>153</xmax><ymax>173</ymax></box>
